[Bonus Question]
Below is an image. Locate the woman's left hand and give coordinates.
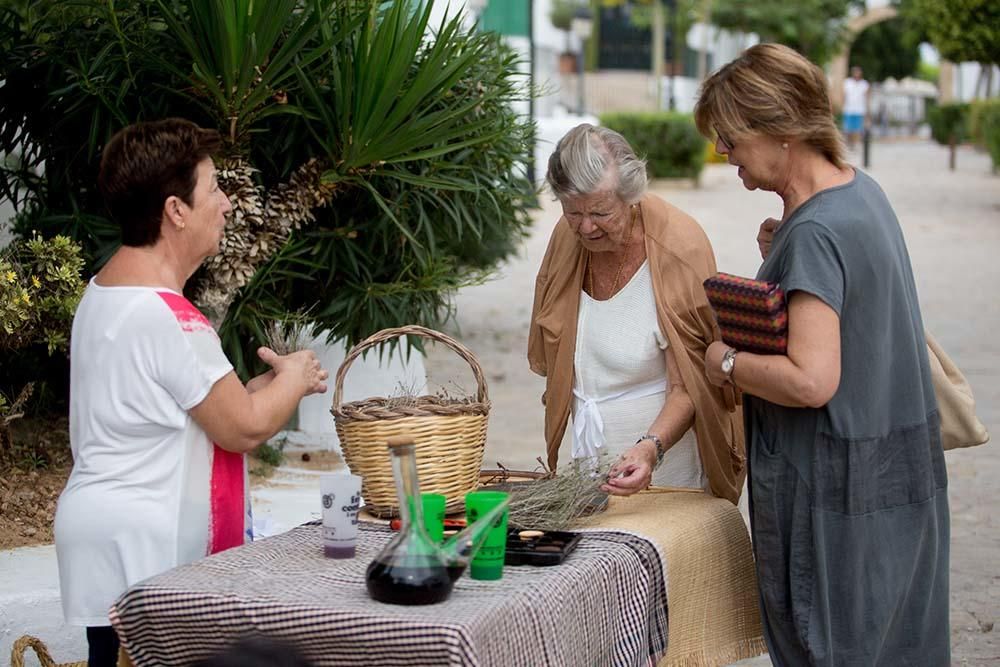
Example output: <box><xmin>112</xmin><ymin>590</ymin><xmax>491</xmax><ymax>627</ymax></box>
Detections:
<box><xmin>601</xmin><ymin>440</ymin><xmax>657</xmax><ymax>496</ymax></box>
<box><xmin>704</xmin><ymin>341</ymin><xmax>733</xmax><ymax>387</ymax></box>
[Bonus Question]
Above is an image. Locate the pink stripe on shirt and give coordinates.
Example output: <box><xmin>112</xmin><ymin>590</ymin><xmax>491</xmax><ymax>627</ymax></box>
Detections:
<box><xmin>209</xmin><ymin>444</ymin><xmax>246</xmax><ymax>554</ymax></box>
<box><xmin>156</xmin><ymin>290</ymin><xmax>246</xmax><ymax>553</ymax></box>
<box><xmin>156</xmin><ymin>291</ymin><xmax>213</xmax><ymax>333</ymax></box>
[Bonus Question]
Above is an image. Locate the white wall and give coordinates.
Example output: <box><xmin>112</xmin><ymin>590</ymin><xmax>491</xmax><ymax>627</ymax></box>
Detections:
<box><xmin>289</xmin><ymin>334</ymin><xmax>428</xmax><ymax>451</ymax></box>
<box><xmin>952</xmin><ymin>62</ymin><xmax>1000</xmax><ymax>102</ymax></box>
<box><xmin>1</xmin><ymin>198</ymin><xmax>13</xmax><ymax>248</ymax></box>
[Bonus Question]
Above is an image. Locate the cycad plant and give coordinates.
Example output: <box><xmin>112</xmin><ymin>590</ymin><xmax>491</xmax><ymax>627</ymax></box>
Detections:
<box><xmin>0</xmin><ymin>0</ymin><xmax>536</xmax><ymax>378</ymax></box>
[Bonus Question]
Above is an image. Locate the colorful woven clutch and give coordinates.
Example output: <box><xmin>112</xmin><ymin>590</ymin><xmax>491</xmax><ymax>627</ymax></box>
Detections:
<box><xmin>703</xmin><ymin>273</ymin><xmax>788</xmax><ymax>354</ymax></box>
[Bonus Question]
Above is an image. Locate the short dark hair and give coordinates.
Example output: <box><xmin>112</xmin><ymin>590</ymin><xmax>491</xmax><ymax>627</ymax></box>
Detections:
<box><xmin>98</xmin><ymin>118</ymin><xmax>222</xmax><ymax>247</ymax></box>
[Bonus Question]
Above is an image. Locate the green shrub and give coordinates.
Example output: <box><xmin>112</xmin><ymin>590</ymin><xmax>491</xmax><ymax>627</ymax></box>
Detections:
<box><xmin>968</xmin><ymin>99</ymin><xmax>1000</xmax><ymax>148</ymax></box>
<box><xmin>0</xmin><ymin>234</ymin><xmax>84</xmax><ymax>462</ymax></box>
<box><xmin>926</xmin><ymin>102</ymin><xmax>970</xmax><ymax>145</ymax></box>
<box><xmin>0</xmin><ymin>0</ymin><xmax>537</xmax><ymax>383</ymax></box>
<box><xmin>975</xmin><ymin>101</ymin><xmax>1000</xmax><ymax>171</ymax></box>
<box><xmin>254</xmin><ymin>440</ymin><xmax>285</xmax><ymax>467</ymax></box>
<box><xmin>599</xmin><ymin>112</ymin><xmax>706</xmax><ymax>182</ymax></box>
<box><xmin>0</xmin><ymin>234</ymin><xmax>85</xmax><ymax>355</ymax></box>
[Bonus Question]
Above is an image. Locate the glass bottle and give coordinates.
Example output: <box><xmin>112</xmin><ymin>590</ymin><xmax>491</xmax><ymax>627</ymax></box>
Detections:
<box><xmin>365</xmin><ymin>435</ymin><xmax>507</xmax><ymax>605</ymax></box>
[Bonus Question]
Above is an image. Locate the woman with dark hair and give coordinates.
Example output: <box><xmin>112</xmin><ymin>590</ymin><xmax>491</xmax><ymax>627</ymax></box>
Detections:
<box><xmin>54</xmin><ymin>118</ymin><xmax>328</xmax><ymax>666</ymax></box>
<box><xmin>694</xmin><ymin>44</ymin><xmax>949</xmax><ymax>665</ymax></box>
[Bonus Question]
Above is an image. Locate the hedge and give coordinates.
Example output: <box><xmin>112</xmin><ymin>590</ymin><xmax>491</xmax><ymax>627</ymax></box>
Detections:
<box><xmin>926</xmin><ymin>102</ymin><xmax>970</xmax><ymax>145</ymax></box>
<box><xmin>969</xmin><ymin>99</ymin><xmax>1000</xmax><ymax>171</ymax></box>
<box><xmin>599</xmin><ymin>112</ymin><xmax>706</xmax><ymax>183</ymax></box>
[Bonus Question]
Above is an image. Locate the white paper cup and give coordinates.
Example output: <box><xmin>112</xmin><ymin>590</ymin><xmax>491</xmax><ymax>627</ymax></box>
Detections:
<box><xmin>320</xmin><ymin>472</ymin><xmax>362</xmax><ymax>558</ymax></box>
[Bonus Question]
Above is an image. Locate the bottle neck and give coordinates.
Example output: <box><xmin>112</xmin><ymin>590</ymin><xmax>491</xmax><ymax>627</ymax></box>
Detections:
<box><xmin>391</xmin><ymin>444</ymin><xmax>423</xmax><ymax>527</ymax></box>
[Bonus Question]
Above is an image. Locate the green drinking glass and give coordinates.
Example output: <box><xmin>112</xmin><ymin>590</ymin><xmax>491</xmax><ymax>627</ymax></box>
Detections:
<box><xmin>464</xmin><ymin>490</ymin><xmax>509</xmax><ymax>580</ymax></box>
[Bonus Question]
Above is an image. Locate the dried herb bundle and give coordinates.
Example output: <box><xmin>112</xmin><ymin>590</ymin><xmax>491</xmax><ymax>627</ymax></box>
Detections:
<box><xmin>497</xmin><ymin>456</ymin><xmax>613</xmax><ymax>532</ymax></box>
<box><xmin>263</xmin><ymin>314</ymin><xmax>314</xmax><ymax>356</ymax></box>
<box><xmin>384</xmin><ymin>379</ymin><xmax>475</xmax><ymax>410</ymax></box>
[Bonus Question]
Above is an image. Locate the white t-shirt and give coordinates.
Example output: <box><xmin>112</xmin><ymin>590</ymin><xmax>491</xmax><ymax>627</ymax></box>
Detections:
<box><xmin>54</xmin><ymin>281</ymin><xmax>246</xmax><ymax>626</ymax></box>
<box><xmin>843</xmin><ymin>77</ymin><xmax>869</xmax><ymax>115</ymax></box>
<box><xmin>572</xmin><ymin>261</ymin><xmax>705</xmax><ymax>488</ymax></box>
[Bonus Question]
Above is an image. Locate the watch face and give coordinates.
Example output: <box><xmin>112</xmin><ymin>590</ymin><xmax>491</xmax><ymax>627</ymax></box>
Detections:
<box><xmin>721</xmin><ymin>352</ymin><xmax>735</xmax><ymax>374</ymax></box>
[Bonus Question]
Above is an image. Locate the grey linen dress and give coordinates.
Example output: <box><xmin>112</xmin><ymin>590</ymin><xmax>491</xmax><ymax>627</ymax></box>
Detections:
<box><xmin>745</xmin><ymin>169</ymin><xmax>950</xmax><ymax>666</ymax></box>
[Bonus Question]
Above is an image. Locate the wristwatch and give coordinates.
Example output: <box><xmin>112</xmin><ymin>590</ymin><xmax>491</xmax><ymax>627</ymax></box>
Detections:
<box><xmin>636</xmin><ymin>434</ymin><xmax>666</xmax><ymax>468</ymax></box>
<box><xmin>720</xmin><ymin>347</ymin><xmax>738</xmax><ymax>378</ymax></box>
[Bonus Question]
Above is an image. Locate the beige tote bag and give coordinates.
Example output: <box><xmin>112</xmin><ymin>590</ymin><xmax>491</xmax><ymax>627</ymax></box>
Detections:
<box><xmin>926</xmin><ymin>331</ymin><xmax>990</xmax><ymax>450</ymax></box>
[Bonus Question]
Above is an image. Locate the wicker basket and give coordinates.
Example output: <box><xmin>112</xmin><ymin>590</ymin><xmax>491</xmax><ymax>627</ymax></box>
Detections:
<box><xmin>331</xmin><ymin>325</ymin><xmax>489</xmax><ymax>518</ymax></box>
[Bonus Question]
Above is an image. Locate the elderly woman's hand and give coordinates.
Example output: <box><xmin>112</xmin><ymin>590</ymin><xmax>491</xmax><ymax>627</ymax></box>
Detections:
<box><xmin>257</xmin><ymin>347</ymin><xmax>329</xmax><ymax>396</ymax></box>
<box><xmin>601</xmin><ymin>440</ymin><xmax>657</xmax><ymax>496</ymax></box>
<box><xmin>705</xmin><ymin>341</ymin><xmax>734</xmax><ymax>387</ymax></box>
<box><xmin>758</xmin><ymin>217</ymin><xmax>780</xmax><ymax>259</ymax></box>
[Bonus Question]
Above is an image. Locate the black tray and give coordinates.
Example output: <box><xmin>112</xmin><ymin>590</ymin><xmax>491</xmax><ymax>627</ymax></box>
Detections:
<box><xmin>505</xmin><ymin>529</ymin><xmax>582</xmax><ymax>566</ymax></box>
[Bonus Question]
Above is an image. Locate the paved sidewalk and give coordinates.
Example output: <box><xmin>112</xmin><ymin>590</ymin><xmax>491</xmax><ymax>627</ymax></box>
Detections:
<box><xmin>426</xmin><ymin>140</ymin><xmax>999</xmax><ymax>665</ymax></box>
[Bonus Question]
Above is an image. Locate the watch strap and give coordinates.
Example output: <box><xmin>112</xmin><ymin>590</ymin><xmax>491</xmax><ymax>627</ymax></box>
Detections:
<box><xmin>636</xmin><ymin>434</ymin><xmax>666</xmax><ymax>468</ymax></box>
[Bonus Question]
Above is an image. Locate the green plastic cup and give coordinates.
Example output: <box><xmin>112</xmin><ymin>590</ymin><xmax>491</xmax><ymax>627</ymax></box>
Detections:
<box><xmin>421</xmin><ymin>493</ymin><xmax>447</xmax><ymax>543</ymax></box>
<box><xmin>464</xmin><ymin>490</ymin><xmax>509</xmax><ymax>581</ymax></box>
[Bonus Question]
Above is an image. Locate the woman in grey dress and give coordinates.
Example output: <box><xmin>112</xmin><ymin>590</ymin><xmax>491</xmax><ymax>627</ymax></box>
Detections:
<box><xmin>693</xmin><ymin>44</ymin><xmax>950</xmax><ymax>665</ymax></box>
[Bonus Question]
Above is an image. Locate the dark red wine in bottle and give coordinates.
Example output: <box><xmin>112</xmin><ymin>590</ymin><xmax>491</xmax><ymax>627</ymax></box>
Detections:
<box><xmin>366</xmin><ymin>557</ymin><xmax>463</xmax><ymax>605</ymax></box>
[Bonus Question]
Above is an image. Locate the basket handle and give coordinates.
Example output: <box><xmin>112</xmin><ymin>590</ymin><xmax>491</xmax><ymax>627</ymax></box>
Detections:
<box><xmin>332</xmin><ymin>325</ymin><xmax>489</xmax><ymax>412</ymax></box>
<box><xmin>11</xmin><ymin>635</ymin><xmax>58</xmax><ymax>667</ymax></box>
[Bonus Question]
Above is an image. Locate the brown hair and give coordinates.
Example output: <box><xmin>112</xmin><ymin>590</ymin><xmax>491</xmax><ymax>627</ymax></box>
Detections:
<box><xmin>546</xmin><ymin>124</ymin><xmax>648</xmax><ymax>203</ymax></box>
<box><xmin>98</xmin><ymin>118</ymin><xmax>222</xmax><ymax>247</ymax></box>
<box><xmin>694</xmin><ymin>43</ymin><xmax>846</xmax><ymax>168</ymax></box>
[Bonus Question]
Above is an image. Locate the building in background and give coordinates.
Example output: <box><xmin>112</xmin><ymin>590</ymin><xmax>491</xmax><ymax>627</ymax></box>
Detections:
<box><xmin>461</xmin><ymin>0</ymin><xmax>997</xmax><ymax>127</ymax></box>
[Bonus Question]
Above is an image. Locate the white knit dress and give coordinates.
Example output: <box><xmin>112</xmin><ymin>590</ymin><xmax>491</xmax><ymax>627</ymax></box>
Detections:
<box><xmin>572</xmin><ymin>261</ymin><xmax>706</xmax><ymax>488</ymax></box>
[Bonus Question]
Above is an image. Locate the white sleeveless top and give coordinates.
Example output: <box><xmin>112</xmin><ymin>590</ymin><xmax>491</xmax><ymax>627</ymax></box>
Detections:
<box><xmin>573</xmin><ymin>261</ymin><xmax>706</xmax><ymax>488</ymax></box>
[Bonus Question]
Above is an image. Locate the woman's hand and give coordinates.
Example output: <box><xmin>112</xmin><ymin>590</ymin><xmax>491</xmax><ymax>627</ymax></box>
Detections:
<box><xmin>257</xmin><ymin>347</ymin><xmax>328</xmax><ymax>396</ymax></box>
<box><xmin>704</xmin><ymin>341</ymin><xmax>733</xmax><ymax>387</ymax></box>
<box><xmin>758</xmin><ymin>217</ymin><xmax>780</xmax><ymax>259</ymax></box>
<box><xmin>601</xmin><ymin>440</ymin><xmax>657</xmax><ymax>496</ymax></box>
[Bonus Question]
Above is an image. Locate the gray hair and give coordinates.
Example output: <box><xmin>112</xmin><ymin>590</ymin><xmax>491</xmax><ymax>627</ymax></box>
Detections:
<box><xmin>545</xmin><ymin>124</ymin><xmax>648</xmax><ymax>203</ymax></box>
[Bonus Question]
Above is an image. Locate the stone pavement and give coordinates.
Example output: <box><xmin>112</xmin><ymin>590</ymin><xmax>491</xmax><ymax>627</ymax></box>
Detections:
<box><xmin>426</xmin><ymin>140</ymin><xmax>999</xmax><ymax>665</ymax></box>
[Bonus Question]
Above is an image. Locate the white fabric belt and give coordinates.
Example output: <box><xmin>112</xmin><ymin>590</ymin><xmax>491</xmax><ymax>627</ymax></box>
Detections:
<box><xmin>571</xmin><ymin>378</ymin><xmax>667</xmax><ymax>460</ymax></box>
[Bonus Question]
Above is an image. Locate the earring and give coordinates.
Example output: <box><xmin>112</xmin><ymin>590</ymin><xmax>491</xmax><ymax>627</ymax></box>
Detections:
<box><xmin>781</xmin><ymin>142</ymin><xmax>788</xmax><ymax>149</ymax></box>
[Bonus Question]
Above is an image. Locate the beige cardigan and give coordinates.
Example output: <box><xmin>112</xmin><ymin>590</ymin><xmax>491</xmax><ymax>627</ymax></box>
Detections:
<box><xmin>527</xmin><ymin>194</ymin><xmax>746</xmax><ymax>504</ymax></box>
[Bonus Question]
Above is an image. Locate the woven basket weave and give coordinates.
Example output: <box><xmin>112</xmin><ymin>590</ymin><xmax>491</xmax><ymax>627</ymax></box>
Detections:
<box><xmin>331</xmin><ymin>325</ymin><xmax>489</xmax><ymax>518</ymax></box>
<box><xmin>10</xmin><ymin>635</ymin><xmax>134</xmax><ymax>667</ymax></box>
<box><xmin>9</xmin><ymin>635</ymin><xmax>93</xmax><ymax>667</ymax></box>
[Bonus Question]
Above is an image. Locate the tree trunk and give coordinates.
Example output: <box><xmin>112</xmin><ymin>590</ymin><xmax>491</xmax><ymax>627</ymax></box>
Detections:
<box><xmin>697</xmin><ymin>0</ymin><xmax>713</xmax><ymax>82</ymax></box>
<box><xmin>196</xmin><ymin>157</ymin><xmax>337</xmax><ymax>319</ymax></box>
<box><xmin>973</xmin><ymin>67</ymin><xmax>987</xmax><ymax>99</ymax></box>
<box><xmin>652</xmin><ymin>1</ymin><xmax>665</xmax><ymax>111</ymax></box>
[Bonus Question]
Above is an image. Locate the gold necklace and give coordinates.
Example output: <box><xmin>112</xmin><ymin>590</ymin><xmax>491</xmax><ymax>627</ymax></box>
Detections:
<box><xmin>587</xmin><ymin>204</ymin><xmax>638</xmax><ymax>300</ymax></box>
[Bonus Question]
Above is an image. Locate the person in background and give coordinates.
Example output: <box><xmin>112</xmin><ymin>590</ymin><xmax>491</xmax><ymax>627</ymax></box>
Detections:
<box><xmin>695</xmin><ymin>44</ymin><xmax>949</xmax><ymax>665</ymax></box>
<box><xmin>842</xmin><ymin>65</ymin><xmax>869</xmax><ymax>150</ymax></box>
<box><xmin>54</xmin><ymin>119</ymin><xmax>329</xmax><ymax>667</ymax></box>
<box><xmin>528</xmin><ymin>124</ymin><xmax>745</xmax><ymax>503</ymax></box>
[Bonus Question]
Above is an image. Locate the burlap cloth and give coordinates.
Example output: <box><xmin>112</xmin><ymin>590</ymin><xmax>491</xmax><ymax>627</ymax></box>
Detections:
<box><xmin>581</xmin><ymin>488</ymin><xmax>767</xmax><ymax>667</ymax></box>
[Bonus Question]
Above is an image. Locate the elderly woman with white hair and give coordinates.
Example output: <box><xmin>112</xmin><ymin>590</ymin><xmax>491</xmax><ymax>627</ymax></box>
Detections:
<box><xmin>528</xmin><ymin>123</ymin><xmax>745</xmax><ymax>502</ymax></box>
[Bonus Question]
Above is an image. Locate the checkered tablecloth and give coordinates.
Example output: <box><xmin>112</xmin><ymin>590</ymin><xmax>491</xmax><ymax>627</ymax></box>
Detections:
<box><xmin>110</xmin><ymin>522</ymin><xmax>667</xmax><ymax>666</ymax></box>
